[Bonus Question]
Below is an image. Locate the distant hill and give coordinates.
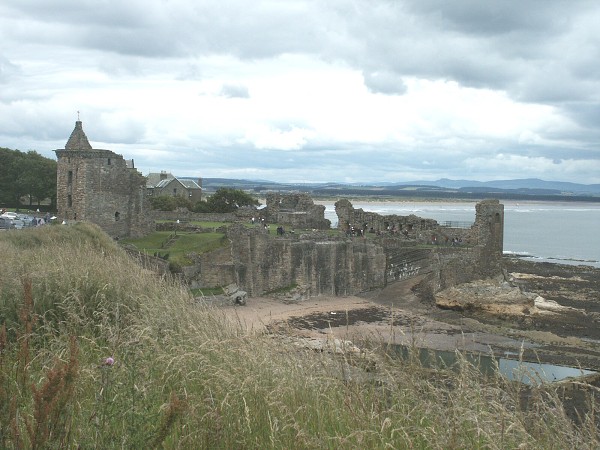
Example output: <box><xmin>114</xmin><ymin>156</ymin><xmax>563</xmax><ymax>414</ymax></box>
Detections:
<box><xmin>185</xmin><ymin>177</ymin><xmax>600</xmax><ymax>201</ymax></box>
<box><xmin>393</xmin><ymin>178</ymin><xmax>600</xmax><ymax>195</ymax></box>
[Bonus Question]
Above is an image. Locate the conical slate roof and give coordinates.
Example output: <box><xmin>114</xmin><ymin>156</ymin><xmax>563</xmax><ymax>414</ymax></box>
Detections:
<box><xmin>65</xmin><ymin>121</ymin><xmax>92</xmax><ymax>150</ymax></box>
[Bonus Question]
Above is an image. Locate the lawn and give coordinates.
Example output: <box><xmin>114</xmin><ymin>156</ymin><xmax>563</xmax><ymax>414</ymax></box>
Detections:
<box><xmin>123</xmin><ymin>221</ymin><xmax>353</xmax><ymax>269</ymax></box>
<box><xmin>121</xmin><ymin>230</ymin><xmax>228</xmax><ymax>267</ymax></box>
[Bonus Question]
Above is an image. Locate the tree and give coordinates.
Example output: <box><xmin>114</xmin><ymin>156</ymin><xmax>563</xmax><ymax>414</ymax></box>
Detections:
<box><xmin>20</xmin><ymin>152</ymin><xmax>57</xmax><ymax>207</ymax></box>
<box><xmin>205</xmin><ymin>188</ymin><xmax>260</xmax><ymax>213</ymax></box>
<box><xmin>192</xmin><ymin>200</ymin><xmax>211</xmax><ymax>213</ymax></box>
<box><xmin>149</xmin><ymin>196</ymin><xmax>177</xmax><ymax>211</ymax></box>
<box><xmin>0</xmin><ymin>148</ymin><xmax>57</xmax><ymax>209</ymax></box>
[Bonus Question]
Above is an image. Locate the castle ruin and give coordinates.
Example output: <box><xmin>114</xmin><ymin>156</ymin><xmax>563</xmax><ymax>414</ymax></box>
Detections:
<box><xmin>182</xmin><ymin>195</ymin><xmax>504</xmax><ymax>298</ymax></box>
<box><xmin>55</xmin><ymin>121</ymin><xmax>152</xmax><ymax>238</ymax></box>
<box><xmin>263</xmin><ymin>193</ymin><xmax>331</xmax><ymax>230</ymax></box>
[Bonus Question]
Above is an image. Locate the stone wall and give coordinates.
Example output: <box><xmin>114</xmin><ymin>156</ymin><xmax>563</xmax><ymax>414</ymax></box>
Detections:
<box><xmin>335</xmin><ymin>199</ymin><xmax>439</xmax><ymax>241</ymax></box>
<box><xmin>182</xmin><ymin>224</ymin><xmax>386</xmax><ymax>296</ymax></box>
<box><xmin>150</xmin><ymin>208</ymin><xmax>263</xmax><ymax>224</ymax></box>
<box><xmin>335</xmin><ymin>199</ymin><xmax>505</xmax><ymax>295</ymax></box>
<box><xmin>185</xmin><ymin>246</ymin><xmax>237</xmax><ymax>289</ymax></box>
<box><xmin>122</xmin><ymin>246</ymin><xmax>170</xmax><ymax>275</ymax></box>
<box><xmin>173</xmin><ymin>198</ymin><xmax>505</xmax><ymax>299</ymax></box>
<box><xmin>263</xmin><ymin>193</ymin><xmax>331</xmax><ymax>230</ymax></box>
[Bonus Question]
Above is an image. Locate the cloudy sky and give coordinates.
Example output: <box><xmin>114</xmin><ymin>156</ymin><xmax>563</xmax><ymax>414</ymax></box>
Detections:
<box><xmin>1</xmin><ymin>1</ymin><xmax>599</xmax><ymax>184</ymax></box>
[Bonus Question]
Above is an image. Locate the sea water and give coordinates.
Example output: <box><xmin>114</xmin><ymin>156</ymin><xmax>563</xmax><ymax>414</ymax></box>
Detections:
<box><xmin>316</xmin><ymin>200</ymin><xmax>600</xmax><ymax>268</ymax></box>
<box><xmin>392</xmin><ymin>345</ymin><xmax>596</xmax><ymax>385</ymax></box>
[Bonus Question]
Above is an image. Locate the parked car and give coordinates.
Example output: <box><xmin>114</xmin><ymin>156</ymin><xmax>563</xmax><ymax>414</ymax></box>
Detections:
<box><xmin>0</xmin><ymin>217</ymin><xmax>16</xmax><ymax>230</ymax></box>
<box><xmin>1</xmin><ymin>212</ymin><xmax>19</xmax><ymax>220</ymax></box>
<box><xmin>13</xmin><ymin>215</ymin><xmax>36</xmax><ymax>229</ymax></box>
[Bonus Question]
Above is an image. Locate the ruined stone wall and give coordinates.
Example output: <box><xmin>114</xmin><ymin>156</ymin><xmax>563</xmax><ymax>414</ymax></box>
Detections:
<box><xmin>335</xmin><ymin>199</ymin><xmax>439</xmax><ymax>240</ymax></box>
<box><xmin>176</xmin><ymin>198</ymin><xmax>504</xmax><ymax>299</ymax></box>
<box><xmin>149</xmin><ymin>210</ymin><xmax>238</xmax><ymax>223</ymax></box>
<box><xmin>472</xmin><ymin>199</ymin><xmax>504</xmax><ymax>260</ymax></box>
<box><xmin>264</xmin><ymin>193</ymin><xmax>331</xmax><ymax>230</ymax></box>
<box><xmin>122</xmin><ymin>246</ymin><xmax>170</xmax><ymax>275</ymax></box>
<box><xmin>185</xmin><ymin>224</ymin><xmax>386</xmax><ymax>296</ymax></box>
<box><xmin>336</xmin><ymin>199</ymin><xmax>505</xmax><ymax>294</ymax></box>
<box><xmin>185</xmin><ymin>246</ymin><xmax>237</xmax><ymax>289</ymax></box>
<box><xmin>149</xmin><ymin>209</ymin><xmax>266</xmax><ymax>224</ymax></box>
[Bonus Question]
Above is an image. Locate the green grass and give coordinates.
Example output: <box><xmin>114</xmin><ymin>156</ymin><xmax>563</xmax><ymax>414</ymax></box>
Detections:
<box><xmin>1</xmin><ymin>224</ymin><xmax>598</xmax><ymax>448</ymax></box>
<box><xmin>124</xmin><ymin>222</ymin><xmax>332</xmax><ymax>270</ymax></box>
<box><xmin>187</xmin><ymin>220</ymin><xmax>229</xmax><ymax>228</ymax></box>
<box><xmin>122</xmin><ymin>230</ymin><xmax>228</xmax><ymax>266</ymax></box>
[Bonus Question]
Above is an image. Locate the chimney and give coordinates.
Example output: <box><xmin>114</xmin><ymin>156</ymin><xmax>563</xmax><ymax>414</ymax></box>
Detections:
<box><xmin>160</xmin><ymin>170</ymin><xmax>168</xmax><ymax>180</ymax></box>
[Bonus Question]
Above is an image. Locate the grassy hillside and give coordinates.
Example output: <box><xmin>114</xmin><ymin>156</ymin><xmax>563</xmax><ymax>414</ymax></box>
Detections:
<box><xmin>0</xmin><ymin>224</ymin><xmax>597</xmax><ymax>448</ymax></box>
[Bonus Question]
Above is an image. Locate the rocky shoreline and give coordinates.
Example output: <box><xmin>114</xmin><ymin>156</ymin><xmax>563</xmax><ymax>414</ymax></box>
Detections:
<box><xmin>228</xmin><ymin>257</ymin><xmax>600</xmax><ymax>373</ymax></box>
<box><xmin>432</xmin><ymin>257</ymin><xmax>600</xmax><ymax>369</ymax></box>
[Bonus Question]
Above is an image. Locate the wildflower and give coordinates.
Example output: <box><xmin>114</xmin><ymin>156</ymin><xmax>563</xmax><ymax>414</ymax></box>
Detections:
<box><xmin>104</xmin><ymin>356</ymin><xmax>115</xmax><ymax>366</ymax></box>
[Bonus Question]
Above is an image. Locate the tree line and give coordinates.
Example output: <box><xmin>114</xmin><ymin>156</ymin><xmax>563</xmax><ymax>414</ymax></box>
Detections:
<box><xmin>149</xmin><ymin>187</ymin><xmax>260</xmax><ymax>212</ymax></box>
<box><xmin>0</xmin><ymin>148</ymin><xmax>57</xmax><ymax>210</ymax></box>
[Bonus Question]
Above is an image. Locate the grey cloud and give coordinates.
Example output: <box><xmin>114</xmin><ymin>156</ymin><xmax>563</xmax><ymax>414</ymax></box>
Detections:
<box><xmin>362</xmin><ymin>71</ymin><xmax>407</xmax><ymax>95</ymax></box>
<box><xmin>0</xmin><ymin>55</ymin><xmax>20</xmax><ymax>83</ymax></box>
<box><xmin>561</xmin><ymin>103</ymin><xmax>600</xmax><ymax>134</ymax></box>
<box><xmin>402</xmin><ymin>0</ymin><xmax>575</xmax><ymax>36</ymax></box>
<box><xmin>3</xmin><ymin>0</ymin><xmax>589</xmax><ymax>105</ymax></box>
<box><xmin>0</xmin><ymin>0</ymin><xmax>322</xmax><ymax>59</ymax></box>
<box><xmin>219</xmin><ymin>84</ymin><xmax>250</xmax><ymax>99</ymax></box>
<box><xmin>93</xmin><ymin>120</ymin><xmax>148</xmax><ymax>146</ymax></box>
<box><xmin>2</xmin><ymin>0</ymin><xmax>600</xmax><ymax>183</ymax></box>
<box><xmin>334</xmin><ymin>1</ymin><xmax>599</xmax><ymax>103</ymax></box>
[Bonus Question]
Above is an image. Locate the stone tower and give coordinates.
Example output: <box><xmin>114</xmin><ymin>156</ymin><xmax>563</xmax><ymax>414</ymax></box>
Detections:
<box><xmin>472</xmin><ymin>199</ymin><xmax>504</xmax><ymax>272</ymax></box>
<box><xmin>55</xmin><ymin>121</ymin><xmax>151</xmax><ymax>238</ymax></box>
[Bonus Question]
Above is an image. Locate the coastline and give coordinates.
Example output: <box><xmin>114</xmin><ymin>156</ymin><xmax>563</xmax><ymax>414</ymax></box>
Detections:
<box><xmin>224</xmin><ymin>257</ymin><xmax>600</xmax><ymax>371</ymax></box>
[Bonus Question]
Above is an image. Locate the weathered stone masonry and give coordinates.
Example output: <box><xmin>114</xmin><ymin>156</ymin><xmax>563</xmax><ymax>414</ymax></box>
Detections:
<box><xmin>337</xmin><ymin>198</ymin><xmax>505</xmax><ymax>296</ymax></box>
<box><xmin>185</xmin><ymin>225</ymin><xmax>386</xmax><ymax>297</ymax></box>
<box><xmin>55</xmin><ymin>121</ymin><xmax>152</xmax><ymax>238</ymax></box>
<box><xmin>184</xmin><ymin>197</ymin><xmax>504</xmax><ymax>299</ymax></box>
<box><xmin>264</xmin><ymin>193</ymin><xmax>331</xmax><ymax>230</ymax></box>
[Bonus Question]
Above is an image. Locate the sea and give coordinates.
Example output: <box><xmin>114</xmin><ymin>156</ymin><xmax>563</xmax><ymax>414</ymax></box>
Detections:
<box><xmin>316</xmin><ymin>200</ymin><xmax>600</xmax><ymax>269</ymax></box>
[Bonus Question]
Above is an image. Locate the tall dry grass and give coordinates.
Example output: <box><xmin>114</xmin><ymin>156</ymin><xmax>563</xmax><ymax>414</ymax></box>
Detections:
<box><xmin>0</xmin><ymin>223</ymin><xmax>598</xmax><ymax>448</ymax></box>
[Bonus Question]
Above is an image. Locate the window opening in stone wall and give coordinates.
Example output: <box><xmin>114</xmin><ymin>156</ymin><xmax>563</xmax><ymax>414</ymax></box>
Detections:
<box><xmin>173</xmin><ymin>188</ymin><xmax>177</xmax><ymax>195</ymax></box>
<box><xmin>67</xmin><ymin>194</ymin><xmax>72</xmax><ymax>207</ymax></box>
<box><xmin>115</xmin><ymin>211</ymin><xmax>120</xmax><ymax>221</ymax></box>
<box><xmin>68</xmin><ymin>170</ymin><xmax>73</xmax><ymax>184</ymax></box>
<box><xmin>108</xmin><ymin>158</ymin><xmax>111</xmax><ymax>165</ymax></box>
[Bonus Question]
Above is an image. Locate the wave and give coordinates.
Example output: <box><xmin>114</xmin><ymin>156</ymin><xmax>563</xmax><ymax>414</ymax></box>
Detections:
<box><xmin>503</xmin><ymin>251</ymin><xmax>532</xmax><ymax>257</ymax></box>
<box><xmin>504</xmin><ymin>251</ymin><xmax>600</xmax><ymax>267</ymax></box>
<box><xmin>506</xmin><ymin>207</ymin><xmax>600</xmax><ymax>213</ymax></box>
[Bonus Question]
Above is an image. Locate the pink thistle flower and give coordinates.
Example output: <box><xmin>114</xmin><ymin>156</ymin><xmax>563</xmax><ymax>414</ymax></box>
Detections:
<box><xmin>104</xmin><ymin>356</ymin><xmax>115</xmax><ymax>366</ymax></box>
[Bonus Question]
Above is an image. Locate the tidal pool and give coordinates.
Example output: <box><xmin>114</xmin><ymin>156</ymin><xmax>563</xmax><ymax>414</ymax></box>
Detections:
<box><xmin>392</xmin><ymin>346</ymin><xmax>596</xmax><ymax>385</ymax></box>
